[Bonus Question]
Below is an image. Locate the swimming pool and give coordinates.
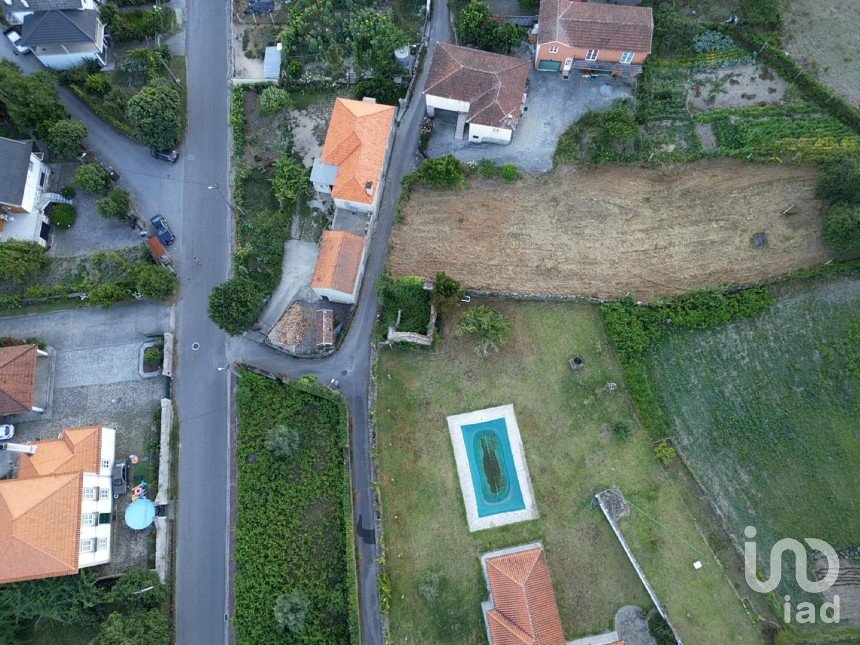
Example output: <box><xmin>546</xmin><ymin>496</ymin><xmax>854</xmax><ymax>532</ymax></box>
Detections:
<box><xmin>461</xmin><ymin>417</ymin><xmax>526</xmax><ymax>517</ymax></box>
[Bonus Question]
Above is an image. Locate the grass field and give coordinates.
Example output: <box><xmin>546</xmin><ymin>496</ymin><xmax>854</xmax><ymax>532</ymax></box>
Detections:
<box><xmin>649</xmin><ymin>277</ymin><xmax>860</xmax><ymax>615</ymax></box>
<box><xmin>376</xmin><ymin>301</ymin><xmax>761</xmax><ymax>643</ymax></box>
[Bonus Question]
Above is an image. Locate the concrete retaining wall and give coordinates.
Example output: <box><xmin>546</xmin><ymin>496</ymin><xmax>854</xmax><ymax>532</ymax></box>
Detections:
<box><xmin>154</xmin><ymin>397</ymin><xmax>173</xmax><ymax>582</ymax></box>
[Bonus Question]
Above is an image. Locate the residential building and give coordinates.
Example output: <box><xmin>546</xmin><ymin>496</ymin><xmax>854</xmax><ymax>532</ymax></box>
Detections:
<box><xmin>310</xmin><ymin>97</ymin><xmax>396</xmax><ymax>217</ymax></box>
<box><xmin>0</xmin><ymin>426</ymin><xmax>116</xmax><ymax>583</ymax></box>
<box><xmin>535</xmin><ymin>0</ymin><xmax>653</xmax><ymax>78</ymax></box>
<box><xmin>0</xmin><ymin>344</ymin><xmax>48</xmax><ymax>418</ymax></box>
<box><xmin>0</xmin><ymin>138</ymin><xmax>52</xmax><ymax>247</ymax></box>
<box><xmin>480</xmin><ymin>543</ymin><xmax>566</xmax><ymax>645</ymax></box>
<box><xmin>4</xmin><ymin>0</ymin><xmax>107</xmax><ymax>70</ymax></box>
<box><xmin>310</xmin><ymin>230</ymin><xmax>366</xmax><ymax>305</ymax></box>
<box><xmin>424</xmin><ymin>43</ymin><xmax>529</xmax><ymax>145</ymax></box>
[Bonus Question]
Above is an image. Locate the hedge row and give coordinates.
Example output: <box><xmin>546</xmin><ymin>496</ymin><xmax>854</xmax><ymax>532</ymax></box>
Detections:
<box><xmin>69</xmin><ymin>85</ymin><xmax>134</xmax><ymax>135</ymax></box>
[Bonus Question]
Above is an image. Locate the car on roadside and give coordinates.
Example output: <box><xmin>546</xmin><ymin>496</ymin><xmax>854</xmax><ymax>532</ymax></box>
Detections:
<box><xmin>150</xmin><ymin>214</ymin><xmax>175</xmax><ymax>246</ymax></box>
<box><xmin>151</xmin><ymin>149</ymin><xmax>179</xmax><ymax>164</ymax></box>
<box><xmin>0</xmin><ymin>425</ymin><xmax>14</xmax><ymax>441</ymax></box>
<box><xmin>3</xmin><ymin>28</ymin><xmax>30</xmax><ymax>55</ymax></box>
<box><xmin>112</xmin><ymin>460</ymin><xmax>129</xmax><ymax>498</ymax></box>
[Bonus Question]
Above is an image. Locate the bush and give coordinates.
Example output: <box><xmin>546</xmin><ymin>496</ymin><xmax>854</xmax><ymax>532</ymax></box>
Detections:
<box><xmin>817</xmin><ymin>152</ymin><xmax>860</xmax><ymax>204</ymax></box>
<box><xmin>418</xmin><ymin>155</ymin><xmax>466</xmax><ymax>190</ymax></box>
<box><xmin>85</xmin><ymin>73</ymin><xmax>112</xmax><ymax>96</ymax></box>
<box><xmin>418</xmin><ymin>571</ymin><xmax>442</xmax><ymax>602</ymax></box>
<box><xmin>654</xmin><ymin>440</ymin><xmax>677</xmax><ymax>465</ymax></box>
<box><xmin>354</xmin><ymin>77</ymin><xmax>406</xmax><ymax>106</ymax></box>
<box><xmin>46</xmin><ymin>119</ymin><xmax>87</xmax><ymax>158</ymax></box>
<box><xmin>230</xmin><ymin>86</ymin><xmax>246</xmax><ymax>154</ymax></box>
<box><xmin>651</xmin><ymin>3</ymin><xmax>702</xmax><ymax>58</ymax></box>
<box><xmin>135</xmin><ymin>263</ymin><xmax>176</xmax><ymax>300</ymax></box>
<box><xmin>456</xmin><ymin>305</ymin><xmax>511</xmax><ymax>357</ymax></box>
<box><xmin>100</xmin><ymin>610</ymin><xmax>170</xmax><ymax>645</ymax></box>
<box><xmin>73</xmin><ymin>162</ymin><xmax>110</xmax><ymax>194</ymax></box>
<box><xmin>88</xmin><ymin>283</ymin><xmax>129</xmax><ymax>308</ymax></box>
<box><xmin>143</xmin><ymin>344</ymin><xmax>164</xmax><ymax>367</ymax></box>
<box><xmin>259</xmin><ymin>86</ymin><xmax>293</xmax><ymax>117</ymax></box>
<box><xmin>97</xmin><ymin>188</ymin><xmax>133</xmax><ymax>220</ymax></box>
<box><xmin>611</xmin><ymin>420</ymin><xmax>632</xmax><ymax>440</ymax></box>
<box><xmin>822</xmin><ymin>202</ymin><xmax>860</xmax><ymax>255</ymax></box>
<box><xmin>0</xmin><ymin>240</ymin><xmax>49</xmax><ymax>283</ymax></box>
<box><xmin>458</xmin><ymin>0</ymin><xmax>522</xmax><ymax>53</ymax></box>
<box><xmin>555</xmin><ymin>103</ymin><xmax>639</xmax><ymax>164</ymax></box>
<box><xmin>265</xmin><ymin>425</ymin><xmax>300</xmax><ymax>459</ymax></box>
<box><xmin>272</xmin><ymin>155</ymin><xmax>310</xmax><ymax>209</ymax></box>
<box><xmin>739</xmin><ymin>0</ymin><xmax>782</xmax><ymax>31</ymax></box>
<box><xmin>693</xmin><ymin>30</ymin><xmax>734</xmax><ymax>53</ymax></box>
<box><xmin>432</xmin><ymin>271</ymin><xmax>461</xmax><ymax>315</ymax></box>
<box><xmin>208</xmin><ymin>276</ymin><xmax>267</xmax><ymax>335</ymax></box>
<box><xmin>285</xmin><ymin>59</ymin><xmax>303</xmax><ymax>81</ymax></box>
<box><xmin>51</xmin><ymin>203</ymin><xmax>76</xmax><ymax>229</ymax></box>
<box><xmin>648</xmin><ymin>611</ymin><xmax>675</xmax><ymax>645</ymax></box>
<box><xmin>60</xmin><ymin>185</ymin><xmax>76</xmax><ymax>199</ymax></box>
<box><xmin>475</xmin><ymin>158</ymin><xmax>499</xmax><ymax>179</ymax></box>
<box><xmin>108</xmin><ymin>568</ymin><xmax>167</xmax><ymax>610</ymax></box>
<box><xmin>500</xmin><ymin>163</ymin><xmax>519</xmax><ymax>181</ymax></box>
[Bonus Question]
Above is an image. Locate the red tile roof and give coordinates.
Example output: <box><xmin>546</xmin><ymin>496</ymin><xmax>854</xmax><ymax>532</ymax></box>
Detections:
<box><xmin>311</xmin><ymin>230</ymin><xmax>366</xmax><ymax>296</ymax></box>
<box><xmin>321</xmin><ymin>98</ymin><xmax>395</xmax><ymax>205</ymax></box>
<box><xmin>17</xmin><ymin>426</ymin><xmax>102</xmax><ymax>479</ymax></box>
<box><xmin>484</xmin><ymin>546</ymin><xmax>566</xmax><ymax>645</ymax></box>
<box><xmin>425</xmin><ymin>43</ymin><xmax>529</xmax><ymax>129</ymax></box>
<box><xmin>0</xmin><ymin>344</ymin><xmax>37</xmax><ymax>416</ymax></box>
<box><xmin>540</xmin><ymin>0</ymin><xmax>653</xmax><ymax>53</ymax></box>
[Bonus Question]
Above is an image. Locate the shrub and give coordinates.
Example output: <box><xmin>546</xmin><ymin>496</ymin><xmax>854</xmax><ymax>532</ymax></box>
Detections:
<box><xmin>654</xmin><ymin>440</ymin><xmax>677</xmax><ymax>465</ymax></box>
<box><xmin>611</xmin><ymin>420</ymin><xmax>632</xmax><ymax>440</ymax></box>
<box><xmin>0</xmin><ymin>240</ymin><xmax>49</xmax><ymax>283</ymax></box>
<box><xmin>456</xmin><ymin>305</ymin><xmax>511</xmax><ymax>357</ymax></box>
<box><xmin>143</xmin><ymin>344</ymin><xmax>164</xmax><ymax>366</ymax></box>
<box><xmin>418</xmin><ymin>571</ymin><xmax>442</xmax><ymax>602</ymax></box>
<box><xmin>500</xmin><ymin>163</ymin><xmax>519</xmax><ymax>182</ymax></box>
<box><xmin>651</xmin><ymin>3</ymin><xmax>702</xmax><ymax>58</ymax></box>
<box><xmin>100</xmin><ymin>610</ymin><xmax>170</xmax><ymax>645</ymax></box>
<box><xmin>60</xmin><ymin>185</ymin><xmax>76</xmax><ymax>199</ymax></box>
<box><xmin>458</xmin><ymin>0</ymin><xmax>522</xmax><ymax>53</ymax></box>
<box><xmin>88</xmin><ymin>283</ymin><xmax>129</xmax><ymax>308</ymax></box>
<box><xmin>46</xmin><ymin>119</ymin><xmax>87</xmax><ymax>158</ymax></box>
<box><xmin>97</xmin><ymin>188</ymin><xmax>133</xmax><ymax>220</ymax></box>
<box><xmin>108</xmin><ymin>568</ymin><xmax>167</xmax><ymax>610</ymax></box>
<box><xmin>259</xmin><ymin>86</ymin><xmax>293</xmax><ymax>117</ymax></box>
<box><xmin>739</xmin><ymin>0</ymin><xmax>782</xmax><ymax>31</ymax></box>
<box><xmin>432</xmin><ymin>271</ymin><xmax>461</xmax><ymax>315</ymax></box>
<box><xmin>822</xmin><ymin>202</ymin><xmax>860</xmax><ymax>254</ymax></box>
<box><xmin>419</xmin><ymin>117</ymin><xmax>434</xmax><ymax>149</ymax></box>
<box><xmin>419</xmin><ymin>155</ymin><xmax>467</xmax><ymax>190</ymax></box>
<box><xmin>135</xmin><ymin>263</ymin><xmax>176</xmax><ymax>300</ymax></box>
<box><xmin>475</xmin><ymin>158</ymin><xmax>499</xmax><ymax>179</ymax></box>
<box><xmin>51</xmin><ymin>204</ymin><xmax>76</xmax><ymax>229</ymax></box>
<box><xmin>693</xmin><ymin>30</ymin><xmax>734</xmax><ymax>53</ymax></box>
<box><xmin>817</xmin><ymin>152</ymin><xmax>860</xmax><ymax>204</ymax></box>
<box><xmin>265</xmin><ymin>426</ymin><xmax>300</xmax><ymax>459</ymax></box>
<box><xmin>555</xmin><ymin>103</ymin><xmax>639</xmax><ymax>164</ymax></box>
<box><xmin>73</xmin><ymin>162</ymin><xmax>110</xmax><ymax>194</ymax></box>
<box><xmin>648</xmin><ymin>611</ymin><xmax>675</xmax><ymax>645</ymax></box>
<box><xmin>273</xmin><ymin>589</ymin><xmax>309</xmax><ymax>633</ymax></box>
<box><xmin>285</xmin><ymin>59</ymin><xmax>303</xmax><ymax>81</ymax></box>
<box><xmin>84</xmin><ymin>73</ymin><xmax>112</xmax><ymax>96</ymax></box>
<box><xmin>272</xmin><ymin>155</ymin><xmax>310</xmax><ymax>209</ymax></box>
<box><xmin>230</xmin><ymin>86</ymin><xmax>246</xmax><ymax>154</ymax></box>
<box><xmin>208</xmin><ymin>275</ymin><xmax>267</xmax><ymax>335</ymax></box>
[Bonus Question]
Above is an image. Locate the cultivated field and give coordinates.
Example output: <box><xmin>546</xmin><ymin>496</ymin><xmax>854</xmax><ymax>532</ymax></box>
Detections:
<box><xmin>782</xmin><ymin>0</ymin><xmax>860</xmax><ymax>106</ymax></box>
<box><xmin>649</xmin><ymin>277</ymin><xmax>860</xmax><ymax>620</ymax></box>
<box><xmin>376</xmin><ymin>302</ymin><xmax>762</xmax><ymax>643</ymax></box>
<box><xmin>390</xmin><ymin>159</ymin><xmax>832</xmax><ymax>299</ymax></box>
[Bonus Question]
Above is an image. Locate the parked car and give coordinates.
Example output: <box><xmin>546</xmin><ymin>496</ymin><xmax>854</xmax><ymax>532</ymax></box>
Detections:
<box><xmin>151</xmin><ymin>149</ymin><xmax>179</xmax><ymax>164</ymax></box>
<box><xmin>112</xmin><ymin>460</ymin><xmax>129</xmax><ymax>498</ymax></box>
<box><xmin>0</xmin><ymin>425</ymin><xmax>14</xmax><ymax>441</ymax></box>
<box><xmin>3</xmin><ymin>28</ymin><xmax>30</xmax><ymax>55</ymax></box>
<box><xmin>150</xmin><ymin>214</ymin><xmax>175</xmax><ymax>246</ymax></box>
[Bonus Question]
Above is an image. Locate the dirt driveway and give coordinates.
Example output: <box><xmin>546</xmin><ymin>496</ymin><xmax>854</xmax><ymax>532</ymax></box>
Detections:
<box><xmin>389</xmin><ymin>159</ymin><xmax>834</xmax><ymax>299</ymax></box>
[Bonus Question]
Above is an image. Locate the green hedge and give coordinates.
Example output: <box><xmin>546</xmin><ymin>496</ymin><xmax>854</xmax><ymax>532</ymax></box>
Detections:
<box><xmin>230</xmin><ymin>86</ymin><xmax>246</xmax><ymax>157</ymax></box>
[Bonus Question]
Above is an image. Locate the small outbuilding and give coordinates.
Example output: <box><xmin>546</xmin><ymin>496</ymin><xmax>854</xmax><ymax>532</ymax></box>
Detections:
<box><xmin>262</xmin><ymin>45</ymin><xmax>282</xmax><ymax>81</ymax></box>
<box><xmin>310</xmin><ymin>230</ymin><xmax>366</xmax><ymax>305</ymax></box>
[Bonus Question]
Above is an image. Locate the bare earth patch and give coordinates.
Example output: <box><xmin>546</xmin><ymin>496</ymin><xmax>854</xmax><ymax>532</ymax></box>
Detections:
<box><xmin>687</xmin><ymin>64</ymin><xmax>787</xmax><ymax>112</ymax></box>
<box><xmin>389</xmin><ymin>159</ymin><xmax>833</xmax><ymax>299</ymax></box>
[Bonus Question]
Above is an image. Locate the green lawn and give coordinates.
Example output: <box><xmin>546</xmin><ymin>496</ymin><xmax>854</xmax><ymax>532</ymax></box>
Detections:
<box><xmin>649</xmin><ymin>277</ymin><xmax>860</xmax><ymax>615</ymax></box>
<box><xmin>376</xmin><ymin>301</ymin><xmax>761</xmax><ymax>643</ymax></box>
<box><xmin>234</xmin><ymin>371</ymin><xmax>358</xmax><ymax>644</ymax></box>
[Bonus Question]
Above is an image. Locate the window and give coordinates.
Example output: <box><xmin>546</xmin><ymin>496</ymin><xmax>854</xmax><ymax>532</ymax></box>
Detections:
<box><xmin>100</xmin><ymin>487</ymin><xmax>111</xmax><ymax>500</ymax></box>
<box><xmin>548</xmin><ymin>46</ymin><xmax>558</xmax><ymax>54</ymax></box>
<box><xmin>82</xmin><ymin>513</ymin><xmax>97</xmax><ymax>527</ymax></box>
<box><xmin>83</xmin><ymin>487</ymin><xmax>97</xmax><ymax>501</ymax></box>
<box><xmin>39</xmin><ymin>172</ymin><xmax>47</xmax><ymax>187</ymax></box>
<box><xmin>620</xmin><ymin>51</ymin><xmax>635</xmax><ymax>64</ymax></box>
<box><xmin>97</xmin><ymin>537</ymin><xmax>109</xmax><ymax>551</ymax></box>
<box><xmin>101</xmin><ymin>459</ymin><xmax>111</xmax><ymax>470</ymax></box>
<box><xmin>585</xmin><ymin>49</ymin><xmax>599</xmax><ymax>61</ymax></box>
<box><xmin>80</xmin><ymin>538</ymin><xmax>95</xmax><ymax>553</ymax></box>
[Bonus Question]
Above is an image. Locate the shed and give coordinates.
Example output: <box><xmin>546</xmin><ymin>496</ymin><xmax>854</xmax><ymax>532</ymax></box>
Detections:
<box><xmin>263</xmin><ymin>46</ymin><xmax>282</xmax><ymax>81</ymax></box>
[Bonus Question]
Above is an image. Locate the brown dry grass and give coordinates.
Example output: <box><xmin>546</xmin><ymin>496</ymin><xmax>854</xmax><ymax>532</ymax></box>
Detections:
<box><xmin>389</xmin><ymin>159</ymin><xmax>834</xmax><ymax>299</ymax></box>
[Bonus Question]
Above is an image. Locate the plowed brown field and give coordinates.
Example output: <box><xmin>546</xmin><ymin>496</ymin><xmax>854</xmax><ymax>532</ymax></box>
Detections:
<box><xmin>389</xmin><ymin>159</ymin><xmax>834</xmax><ymax>299</ymax></box>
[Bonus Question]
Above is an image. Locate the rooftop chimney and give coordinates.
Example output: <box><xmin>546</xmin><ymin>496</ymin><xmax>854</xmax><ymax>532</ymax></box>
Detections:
<box><xmin>365</xmin><ymin>181</ymin><xmax>374</xmax><ymax>196</ymax></box>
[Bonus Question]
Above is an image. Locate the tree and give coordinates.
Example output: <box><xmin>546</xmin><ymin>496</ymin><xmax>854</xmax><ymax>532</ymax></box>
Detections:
<box><xmin>272</xmin><ymin>155</ymin><xmax>310</xmax><ymax>209</ymax></box>
<box><xmin>99</xmin><ymin>610</ymin><xmax>170</xmax><ymax>645</ymax></box>
<box><xmin>73</xmin><ymin>163</ymin><xmax>110</xmax><ymax>194</ymax></box>
<box><xmin>419</xmin><ymin>155</ymin><xmax>466</xmax><ymax>189</ymax></box>
<box><xmin>432</xmin><ymin>271</ymin><xmax>461</xmax><ymax>314</ymax></box>
<box><xmin>456</xmin><ymin>305</ymin><xmax>511</xmax><ymax>356</ymax></box>
<box><xmin>273</xmin><ymin>589</ymin><xmax>309</xmax><ymax>633</ymax></box>
<box><xmin>259</xmin><ymin>86</ymin><xmax>293</xmax><ymax>117</ymax></box>
<box><xmin>817</xmin><ymin>152</ymin><xmax>860</xmax><ymax>205</ymax></box>
<box><xmin>135</xmin><ymin>264</ymin><xmax>177</xmax><ymax>301</ymax></box>
<box><xmin>97</xmin><ymin>188</ymin><xmax>133</xmax><ymax>219</ymax></box>
<box><xmin>457</xmin><ymin>0</ymin><xmax>520</xmax><ymax>52</ymax></box>
<box><xmin>108</xmin><ymin>568</ymin><xmax>168</xmax><ymax>610</ymax></box>
<box><xmin>127</xmin><ymin>78</ymin><xmax>182</xmax><ymax>150</ymax></box>
<box><xmin>46</xmin><ymin>119</ymin><xmax>87</xmax><ymax>158</ymax></box>
<box><xmin>498</xmin><ymin>22</ymin><xmax>523</xmax><ymax>54</ymax></box>
<box><xmin>208</xmin><ymin>276</ymin><xmax>267</xmax><ymax>335</ymax></box>
<box><xmin>0</xmin><ymin>571</ymin><xmax>104</xmax><ymax>629</ymax></box>
<box><xmin>0</xmin><ymin>240</ymin><xmax>49</xmax><ymax>283</ymax></box>
<box><xmin>88</xmin><ymin>283</ymin><xmax>129</xmax><ymax>308</ymax></box>
<box><xmin>822</xmin><ymin>202</ymin><xmax>860</xmax><ymax>254</ymax></box>
<box><xmin>349</xmin><ymin>8</ymin><xmax>408</xmax><ymax>72</ymax></box>
<box><xmin>354</xmin><ymin>77</ymin><xmax>405</xmax><ymax>106</ymax></box>
<box><xmin>0</xmin><ymin>61</ymin><xmax>67</xmax><ymax>136</ymax></box>
<box><xmin>265</xmin><ymin>425</ymin><xmax>300</xmax><ymax>459</ymax></box>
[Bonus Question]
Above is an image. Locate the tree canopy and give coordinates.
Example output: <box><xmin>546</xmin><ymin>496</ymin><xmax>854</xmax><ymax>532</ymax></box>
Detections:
<box><xmin>457</xmin><ymin>0</ymin><xmax>522</xmax><ymax>53</ymax></box>
<box><xmin>108</xmin><ymin>568</ymin><xmax>168</xmax><ymax>611</ymax></box>
<box><xmin>73</xmin><ymin>163</ymin><xmax>110</xmax><ymax>194</ymax></box>
<box><xmin>272</xmin><ymin>155</ymin><xmax>311</xmax><ymax>210</ymax></box>
<box><xmin>127</xmin><ymin>78</ymin><xmax>182</xmax><ymax>151</ymax></box>
<box><xmin>0</xmin><ymin>240</ymin><xmax>49</xmax><ymax>283</ymax></box>
<box><xmin>99</xmin><ymin>609</ymin><xmax>170</xmax><ymax>645</ymax></box>
<box><xmin>455</xmin><ymin>305</ymin><xmax>512</xmax><ymax>356</ymax></box>
<box><xmin>822</xmin><ymin>202</ymin><xmax>860</xmax><ymax>255</ymax></box>
<box><xmin>0</xmin><ymin>60</ymin><xmax>67</xmax><ymax>137</ymax></box>
<box><xmin>817</xmin><ymin>152</ymin><xmax>860</xmax><ymax>205</ymax></box>
<box><xmin>208</xmin><ymin>276</ymin><xmax>267</xmax><ymax>335</ymax></box>
<box><xmin>97</xmin><ymin>188</ymin><xmax>133</xmax><ymax>219</ymax></box>
<box><xmin>135</xmin><ymin>264</ymin><xmax>177</xmax><ymax>301</ymax></box>
<box><xmin>46</xmin><ymin>119</ymin><xmax>87</xmax><ymax>159</ymax></box>
<box><xmin>349</xmin><ymin>8</ymin><xmax>408</xmax><ymax>72</ymax></box>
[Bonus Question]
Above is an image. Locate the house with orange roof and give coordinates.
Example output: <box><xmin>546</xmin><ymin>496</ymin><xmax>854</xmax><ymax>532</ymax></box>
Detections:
<box><xmin>0</xmin><ymin>343</ymin><xmax>50</xmax><ymax>419</ymax></box>
<box><xmin>310</xmin><ymin>230</ymin><xmax>367</xmax><ymax>305</ymax></box>
<box><xmin>310</xmin><ymin>97</ymin><xmax>396</xmax><ymax>217</ymax></box>
<box><xmin>0</xmin><ymin>426</ymin><xmax>116</xmax><ymax>583</ymax></box>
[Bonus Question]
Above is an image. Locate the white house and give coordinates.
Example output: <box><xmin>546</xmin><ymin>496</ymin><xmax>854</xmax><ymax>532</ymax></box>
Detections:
<box><xmin>0</xmin><ymin>137</ymin><xmax>52</xmax><ymax>247</ymax></box>
<box><xmin>310</xmin><ymin>230</ymin><xmax>366</xmax><ymax>305</ymax></box>
<box><xmin>4</xmin><ymin>0</ymin><xmax>107</xmax><ymax>70</ymax></box>
<box><xmin>424</xmin><ymin>43</ymin><xmax>529</xmax><ymax>145</ymax></box>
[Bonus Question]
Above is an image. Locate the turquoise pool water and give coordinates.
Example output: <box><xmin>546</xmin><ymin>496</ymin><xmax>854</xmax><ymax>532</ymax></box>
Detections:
<box><xmin>461</xmin><ymin>417</ymin><xmax>525</xmax><ymax>517</ymax></box>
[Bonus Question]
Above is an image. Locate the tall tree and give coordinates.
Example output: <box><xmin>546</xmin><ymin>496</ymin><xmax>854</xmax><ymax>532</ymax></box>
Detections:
<box><xmin>272</xmin><ymin>155</ymin><xmax>311</xmax><ymax>210</ymax></box>
<box><xmin>208</xmin><ymin>276</ymin><xmax>267</xmax><ymax>335</ymax></box>
<box><xmin>46</xmin><ymin>119</ymin><xmax>87</xmax><ymax>158</ymax></box>
<box><xmin>349</xmin><ymin>8</ymin><xmax>408</xmax><ymax>72</ymax></box>
<box><xmin>0</xmin><ymin>61</ymin><xmax>67</xmax><ymax>136</ymax></box>
<box><xmin>127</xmin><ymin>78</ymin><xmax>182</xmax><ymax>150</ymax></box>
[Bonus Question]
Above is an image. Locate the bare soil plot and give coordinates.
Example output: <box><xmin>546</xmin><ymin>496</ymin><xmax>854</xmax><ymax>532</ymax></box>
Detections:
<box><xmin>687</xmin><ymin>64</ymin><xmax>787</xmax><ymax>112</ymax></box>
<box><xmin>782</xmin><ymin>0</ymin><xmax>860</xmax><ymax>106</ymax></box>
<box><xmin>390</xmin><ymin>159</ymin><xmax>833</xmax><ymax>299</ymax></box>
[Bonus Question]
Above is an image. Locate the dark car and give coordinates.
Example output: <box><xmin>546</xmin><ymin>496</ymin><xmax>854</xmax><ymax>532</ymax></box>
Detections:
<box><xmin>112</xmin><ymin>460</ymin><xmax>129</xmax><ymax>498</ymax></box>
<box><xmin>151</xmin><ymin>149</ymin><xmax>179</xmax><ymax>163</ymax></box>
<box><xmin>150</xmin><ymin>214</ymin><xmax>175</xmax><ymax>246</ymax></box>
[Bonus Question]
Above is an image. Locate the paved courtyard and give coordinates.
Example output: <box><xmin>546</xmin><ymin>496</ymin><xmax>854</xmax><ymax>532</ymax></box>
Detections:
<box><xmin>426</xmin><ymin>70</ymin><xmax>633</xmax><ymax>173</ymax></box>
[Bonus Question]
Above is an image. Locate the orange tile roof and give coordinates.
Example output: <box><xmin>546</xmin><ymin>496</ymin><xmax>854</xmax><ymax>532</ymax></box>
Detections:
<box><xmin>484</xmin><ymin>546</ymin><xmax>566</xmax><ymax>645</ymax></box>
<box><xmin>17</xmin><ymin>426</ymin><xmax>102</xmax><ymax>479</ymax></box>
<box><xmin>311</xmin><ymin>230</ymin><xmax>366</xmax><ymax>296</ymax></box>
<box><xmin>321</xmin><ymin>98</ymin><xmax>395</xmax><ymax>205</ymax></box>
<box><xmin>540</xmin><ymin>0</ymin><xmax>653</xmax><ymax>53</ymax></box>
<box><xmin>0</xmin><ymin>472</ymin><xmax>83</xmax><ymax>584</ymax></box>
<box><xmin>0</xmin><ymin>344</ymin><xmax>38</xmax><ymax>416</ymax></box>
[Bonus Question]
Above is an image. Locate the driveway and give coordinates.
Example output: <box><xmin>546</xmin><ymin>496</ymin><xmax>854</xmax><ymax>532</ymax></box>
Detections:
<box><xmin>256</xmin><ymin>240</ymin><xmax>318</xmax><ymax>334</ymax></box>
<box><xmin>426</xmin><ymin>70</ymin><xmax>633</xmax><ymax>173</ymax></box>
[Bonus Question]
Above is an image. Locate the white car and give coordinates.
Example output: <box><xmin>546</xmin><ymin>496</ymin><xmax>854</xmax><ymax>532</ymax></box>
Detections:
<box><xmin>3</xmin><ymin>29</ymin><xmax>30</xmax><ymax>55</ymax></box>
<box><xmin>0</xmin><ymin>425</ymin><xmax>14</xmax><ymax>441</ymax></box>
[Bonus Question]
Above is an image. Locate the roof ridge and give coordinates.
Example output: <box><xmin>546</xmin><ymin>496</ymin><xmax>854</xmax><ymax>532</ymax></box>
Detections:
<box><xmin>55</xmin><ymin>8</ymin><xmax>92</xmax><ymax>40</ymax></box>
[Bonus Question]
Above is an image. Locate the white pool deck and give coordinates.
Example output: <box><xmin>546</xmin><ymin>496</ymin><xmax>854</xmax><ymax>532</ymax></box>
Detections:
<box><xmin>446</xmin><ymin>404</ymin><xmax>539</xmax><ymax>532</ymax></box>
